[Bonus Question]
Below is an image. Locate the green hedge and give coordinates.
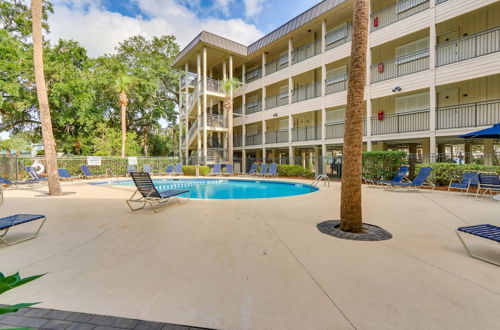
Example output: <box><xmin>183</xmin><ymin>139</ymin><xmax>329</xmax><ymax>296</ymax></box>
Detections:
<box><xmin>182</xmin><ymin>165</ymin><xmax>209</xmax><ymax>176</ymax></box>
<box><xmin>362</xmin><ymin>151</ymin><xmax>408</xmax><ymax>181</ymax></box>
<box><xmin>416</xmin><ymin>163</ymin><xmax>500</xmax><ymax>186</ymax></box>
<box><xmin>277</xmin><ymin>164</ymin><xmax>314</xmax><ymax>178</ymax></box>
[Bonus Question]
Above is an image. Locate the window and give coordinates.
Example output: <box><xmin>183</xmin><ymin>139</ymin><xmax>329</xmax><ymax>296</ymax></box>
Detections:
<box><xmin>247</xmin><ymin>124</ymin><xmax>258</xmax><ymax>135</ymax></box>
<box><xmin>246</xmin><ymin>95</ymin><xmax>259</xmax><ymax>108</ymax></box>
<box><xmin>326</xmin><ymin>108</ymin><xmax>346</xmax><ymax>123</ymax></box>
<box><xmin>279</xmin><ymin>85</ymin><xmax>289</xmax><ymax>99</ymax></box>
<box><xmin>396</xmin><ymin>37</ymin><xmax>429</xmax><ymax>64</ymax></box>
<box><xmin>278</xmin><ymin>51</ymin><xmax>289</xmax><ymax>66</ymax></box>
<box><xmin>279</xmin><ymin>118</ymin><xmax>288</xmax><ymax>130</ymax></box>
<box><xmin>246</xmin><ymin>66</ymin><xmax>260</xmax><ymax>81</ymax></box>
<box><xmin>396</xmin><ymin>92</ymin><xmax>429</xmax><ymax>113</ymax></box>
<box><xmin>326</xmin><ymin>23</ymin><xmax>348</xmax><ymax>46</ymax></box>
<box><xmin>326</xmin><ymin>65</ymin><xmax>348</xmax><ymax>85</ymax></box>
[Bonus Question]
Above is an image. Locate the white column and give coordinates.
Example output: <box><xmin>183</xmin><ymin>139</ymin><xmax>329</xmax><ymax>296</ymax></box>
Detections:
<box><xmin>366</xmin><ymin>0</ymin><xmax>372</xmax><ymax>151</ymax></box>
<box><xmin>262</xmin><ymin>119</ymin><xmax>266</xmax><ymax>145</ymax></box>
<box><xmin>223</xmin><ymin>59</ymin><xmax>227</xmax><ymax>81</ymax></box>
<box><xmin>288</xmin><ymin>37</ymin><xmax>293</xmax><ymax>66</ymax></box>
<box><xmin>242</xmin><ymin>149</ymin><xmax>247</xmax><ymax>173</ymax></box>
<box><xmin>261</xmin><ymin>53</ymin><xmax>266</xmax><ymax>110</ymax></box>
<box><xmin>321</xmin><ymin>20</ymin><xmax>327</xmax><ymax>144</ymax></box>
<box><xmin>321</xmin><ymin>20</ymin><xmax>326</xmax><ymax>53</ymax></box>
<box><xmin>203</xmin><ymin>47</ymin><xmax>208</xmax><ymax>164</ymax></box>
<box><xmin>229</xmin><ymin>56</ymin><xmax>234</xmax><ymax>163</ymax></box>
<box><xmin>429</xmin><ymin>0</ymin><xmax>437</xmax><ymax>162</ymax></box>
<box><xmin>178</xmin><ymin>72</ymin><xmax>183</xmax><ymax>163</ymax></box>
<box><xmin>197</xmin><ymin>53</ymin><xmax>202</xmax><ymax>161</ymax></box>
<box><xmin>184</xmin><ymin>63</ymin><xmax>189</xmax><ymax>163</ymax></box>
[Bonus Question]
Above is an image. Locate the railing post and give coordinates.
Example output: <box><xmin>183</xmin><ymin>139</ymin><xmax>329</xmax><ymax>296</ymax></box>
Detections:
<box><xmin>474</xmin><ymin>102</ymin><xmax>478</xmax><ymax>127</ymax></box>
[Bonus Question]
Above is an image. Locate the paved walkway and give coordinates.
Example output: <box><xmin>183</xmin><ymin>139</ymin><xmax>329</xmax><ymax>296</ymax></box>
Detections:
<box><xmin>0</xmin><ymin>178</ymin><xmax>499</xmax><ymax>329</ymax></box>
<box><xmin>0</xmin><ymin>307</ymin><xmax>210</xmax><ymax>329</ymax></box>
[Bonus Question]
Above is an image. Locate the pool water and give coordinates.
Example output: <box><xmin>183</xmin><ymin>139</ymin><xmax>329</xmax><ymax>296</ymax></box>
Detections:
<box><xmin>93</xmin><ymin>178</ymin><xmax>318</xmax><ymax>200</ymax></box>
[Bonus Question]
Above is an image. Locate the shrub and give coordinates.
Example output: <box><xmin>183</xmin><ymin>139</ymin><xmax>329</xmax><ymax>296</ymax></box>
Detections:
<box><xmin>362</xmin><ymin>151</ymin><xmax>408</xmax><ymax>180</ymax></box>
<box><xmin>277</xmin><ymin>164</ymin><xmax>314</xmax><ymax>178</ymax></box>
<box><xmin>416</xmin><ymin>163</ymin><xmax>500</xmax><ymax>186</ymax></box>
<box><xmin>182</xmin><ymin>165</ymin><xmax>209</xmax><ymax>176</ymax></box>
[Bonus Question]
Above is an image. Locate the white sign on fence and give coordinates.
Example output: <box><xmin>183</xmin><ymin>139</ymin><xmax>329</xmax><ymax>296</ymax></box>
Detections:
<box><xmin>128</xmin><ymin>157</ymin><xmax>138</xmax><ymax>165</ymax></box>
<box><xmin>86</xmin><ymin>156</ymin><xmax>102</xmax><ymax>166</ymax></box>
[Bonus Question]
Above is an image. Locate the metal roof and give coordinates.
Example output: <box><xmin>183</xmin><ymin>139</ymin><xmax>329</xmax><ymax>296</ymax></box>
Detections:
<box><xmin>174</xmin><ymin>0</ymin><xmax>346</xmax><ymax>65</ymax></box>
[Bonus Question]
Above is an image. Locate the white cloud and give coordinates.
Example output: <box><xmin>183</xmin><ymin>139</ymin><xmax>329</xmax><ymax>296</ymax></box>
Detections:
<box><xmin>243</xmin><ymin>0</ymin><xmax>265</xmax><ymax>18</ymax></box>
<box><xmin>47</xmin><ymin>0</ymin><xmax>263</xmax><ymax>57</ymax></box>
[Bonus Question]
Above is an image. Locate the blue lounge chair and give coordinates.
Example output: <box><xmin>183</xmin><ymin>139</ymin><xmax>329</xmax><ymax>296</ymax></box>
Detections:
<box><xmin>366</xmin><ymin>165</ymin><xmax>409</xmax><ymax>186</ymax></box>
<box><xmin>266</xmin><ymin>163</ymin><xmax>278</xmax><ymax>177</ymax></box>
<box><xmin>127</xmin><ymin>165</ymin><xmax>136</xmax><ymax>174</ymax></box>
<box><xmin>385</xmin><ymin>167</ymin><xmax>434</xmax><ymax>191</ymax></box>
<box><xmin>476</xmin><ymin>173</ymin><xmax>500</xmax><ymax>199</ymax></box>
<box><xmin>0</xmin><ymin>214</ymin><xmax>46</xmax><ymax>246</ymax></box>
<box><xmin>24</xmin><ymin>166</ymin><xmax>47</xmax><ymax>182</ymax></box>
<box><xmin>448</xmin><ymin>172</ymin><xmax>479</xmax><ymax>194</ymax></box>
<box><xmin>209</xmin><ymin>164</ymin><xmax>221</xmax><ymax>176</ymax></box>
<box><xmin>126</xmin><ymin>172</ymin><xmax>190</xmax><ymax>213</ymax></box>
<box><xmin>223</xmin><ymin>164</ymin><xmax>233</xmax><ymax>176</ymax></box>
<box><xmin>248</xmin><ymin>163</ymin><xmax>258</xmax><ymax>176</ymax></box>
<box><xmin>257</xmin><ymin>163</ymin><xmax>268</xmax><ymax>176</ymax></box>
<box><xmin>57</xmin><ymin>168</ymin><xmax>78</xmax><ymax>181</ymax></box>
<box><xmin>143</xmin><ymin>164</ymin><xmax>151</xmax><ymax>174</ymax></box>
<box><xmin>456</xmin><ymin>224</ymin><xmax>500</xmax><ymax>266</ymax></box>
<box><xmin>165</xmin><ymin>165</ymin><xmax>174</xmax><ymax>175</ymax></box>
<box><xmin>0</xmin><ymin>176</ymin><xmax>38</xmax><ymax>189</ymax></box>
<box><xmin>80</xmin><ymin>165</ymin><xmax>98</xmax><ymax>178</ymax></box>
<box><xmin>172</xmin><ymin>164</ymin><xmax>183</xmax><ymax>176</ymax></box>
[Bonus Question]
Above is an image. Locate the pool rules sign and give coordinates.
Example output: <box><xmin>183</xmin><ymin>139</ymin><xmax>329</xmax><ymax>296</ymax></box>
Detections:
<box><xmin>86</xmin><ymin>156</ymin><xmax>102</xmax><ymax>166</ymax></box>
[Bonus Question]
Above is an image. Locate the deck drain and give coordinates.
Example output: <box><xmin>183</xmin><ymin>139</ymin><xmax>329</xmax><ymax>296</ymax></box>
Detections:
<box><xmin>317</xmin><ymin>220</ymin><xmax>392</xmax><ymax>241</ymax></box>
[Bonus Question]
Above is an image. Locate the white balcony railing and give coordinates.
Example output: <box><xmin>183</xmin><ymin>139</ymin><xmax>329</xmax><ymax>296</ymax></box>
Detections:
<box><xmin>325</xmin><ymin>74</ymin><xmax>348</xmax><ymax>95</ymax></box>
<box><xmin>292</xmin><ymin>82</ymin><xmax>322</xmax><ymax>103</ymax></box>
<box><xmin>234</xmin><ymin>135</ymin><xmax>242</xmax><ymax>147</ymax></box>
<box><xmin>436</xmin><ymin>26</ymin><xmax>500</xmax><ymax>67</ymax></box>
<box><xmin>326</xmin><ymin>23</ymin><xmax>352</xmax><ymax>51</ymax></box>
<box><xmin>292</xmin><ymin>39</ymin><xmax>321</xmax><ymax>64</ymax></box>
<box><xmin>245</xmin><ymin>133</ymin><xmax>262</xmax><ymax>146</ymax></box>
<box><xmin>371</xmin><ymin>49</ymin><xmax>429</xmax><ymax>83</ymax></box>
<box><xmin>265</xmin><ymin>130</ymin><xmax>289</xmax><ymax>144</ymax></box>
<box><xmin>436</xmin><ymin>99</ymin><xmax>500</xmax><ymax>130</ymax></box>
<box><xmin>371</xmin><ymin>0</ymin><xmax>430</xmax><ymax>31</ymax></box>
<box><xmin>292</xmin><ymin>125</ymin><xmax>322</xmax><ymax>142</ymax></box>
<box><xmin>245</xmin><ymin>100</ymin><xmax>262</xmax><ymax>114</ymax></box>
<box><xmin>266</xmin><ymin>55</ymin><xmax>289</xmax><ymax>75</ymax></box>
<box><xmin>371</xmin><ymin>109</ymin><xmax>430</xmax><ymax>135</ymax></box>
<box><xmin>206</xmin><ymin>78</ymin><xmax>224</xmax><ymax>94</ymax></box>
<box><xmin>265</xmin><ymin>94</ymin><xmax>289</xmax><ymax>110</ymax></box>
<box><xmin>203</xmin><ymin>114</ymin><xmax>226</xmax><ymax>128</ymax></box>
<box><xmin>245</xmin><ymin>67</ymin><xmax>262</xmax><ymax>83</ymax></box>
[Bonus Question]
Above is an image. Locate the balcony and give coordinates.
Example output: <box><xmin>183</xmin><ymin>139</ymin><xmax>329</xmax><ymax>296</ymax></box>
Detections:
<box><xmin>266</xmin><ymin>56</ymin><xmax>289</xmax><ymax>75</ymax></box>
<box><xmin>371</xmin><ymin>109</ymin><xmax>429</xmax><ymax>135</ymax></box>
<box><xmin>265</xmin><ymin>94</ymin><xmax>289</xmax><ymax>110</ymax></box>
<box><xmin>265</xmin><ymin>130</ymin><xmax>289</xmax><ymax>144</ymax></box>
<box><xmin>206</xmin><ymin>78</ymin><xmax>223</xmax><ymax>94</ymax></box>
<box><xmin>436</xmin><ymin>26</ymin><xmax>500</xmax><ymax>67</ymax></box>
<box><xmin>325</xmin><ymin>120</ymin><xmax>367</xmax><ymax>139</ymax></box>
<box><xmin>180</xmin><ymin>72</ymin><xmax>198</xmax><ymax>89</ymax></box>
<box><xmin>233</xmin><ymin>105</ymin><xmax>243</xmax><ymax>117</ymax></box>
<box><xmin>245</xmin><ymin>100</ymin><xmax>262</xmax><ymax>115</ymax></box>
<box><xmin>292</xmin><ymin>39</ymin><xmax>321</xmax><ymax>64</ymax></box>
<box><xmin>325</xmin><ymin>74</ymin><xmax>348</xmax><ymax>95</ymax></box>
<box><xmin>245</xmin><ymin>67</ymin><xmax>262</xmax><ymax>83</ymax></box>
<box><xmin>245</xmin><ymin>133</ymin><xmax>262</xmax><ymax>146</ymax></box>
<box><xmin>292</xmin><ymin>125</ymin><xmax>322</xmax><ymax>142</ymax></box>
<box><xmin>371</xmin><ymin>0</ymin><xmax>430</xmax><ymax>31</ymax></box>
<box><xmin>203</xmin><ymin>114</ymin><xmax>226</xmax><ymax>128</ymax></box>
<box><xmin>326</xmin><ymin>23</ymin><xmax>352</xmax><ymax>51</ymax></box>
<box><xmin>436</xmin><ymin>99</ymin><xmax>500</xmax><ymax>130</ymax></box>
<box><xmin>234</xmin><ymin>135</ymin><xmax>242</xmax><ymax>147</ymax></box>
<box><xmin>187</xmin><ymin>118</ymin><xmax>198</xmax><ymax>142</ymax></box>
<box><xmin>292</xmin><ymin>82</ymin><xmax>322</xmax><ymax>103</ymax></box>
<box><xmin>371</xmin><ymin>49</ymin><xmax>429</xmax><ymax>83</ymax></box>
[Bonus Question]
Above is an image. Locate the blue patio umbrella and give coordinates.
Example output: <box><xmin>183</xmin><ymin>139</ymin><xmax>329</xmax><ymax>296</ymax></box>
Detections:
<box><xmin>460</xmin><ymin>123</ymin><xmax>500</xmax><ymax>139</ymax></box>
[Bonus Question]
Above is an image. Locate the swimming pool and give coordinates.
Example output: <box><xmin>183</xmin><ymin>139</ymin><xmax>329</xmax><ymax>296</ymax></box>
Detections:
<box><xmin>93</xmin><ymin>178</ymin><xmax>318</xmax><ymax>200</ymax></box>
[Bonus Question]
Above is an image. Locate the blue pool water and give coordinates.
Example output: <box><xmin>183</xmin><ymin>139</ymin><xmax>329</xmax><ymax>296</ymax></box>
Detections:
<box><xmin>93</xmin><ymin>178</ymin><xmax>318</xmax><ymax>200</ymax></box>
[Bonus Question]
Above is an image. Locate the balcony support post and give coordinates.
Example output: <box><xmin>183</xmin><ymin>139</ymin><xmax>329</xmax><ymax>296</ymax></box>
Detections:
<box><xmin>203</xmin><ymin>46</ymin><xmax>208</xmax><ymax>165</ymax></box>
<box><xmin>178</xmin><ymin>68</ymin><xmax>183</xmax><ymax>163</ymax></box>
<box><xmin>197</xmin><ymin>52</ymin><xmax>202</xmax><ymax>161</ymax></box>
<box><xmin>429</xmin><ymin>0</ymin><xmax>437</xmax><ymax>163</ymax></box>
<box><xmin>184</xmin><ymin>62</ymin><xmax>189</xmax><ymax>164</ymax></box>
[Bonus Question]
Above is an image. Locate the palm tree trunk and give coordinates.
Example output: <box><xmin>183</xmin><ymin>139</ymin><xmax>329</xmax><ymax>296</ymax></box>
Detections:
<box><xmin>31</xmin><ymin>0</ymin><xmax>62</xmax><ymax>196</ymax></box>
<box><xmin>119</xmin><ymin>91</ymin><xmax>127</xmax><ymax>157</ymax></box>
<box><xmin>340</xmin><ymin>0</ymin><xmax>369</xmax><ymax>233</ymax></box>
<box><xmin>225</xmin><ymin>96</ymin><xmax>233</xmax><ymax>164</ymax></box>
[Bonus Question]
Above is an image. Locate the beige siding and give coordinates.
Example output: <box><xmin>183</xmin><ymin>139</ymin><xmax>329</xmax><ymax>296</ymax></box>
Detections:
<box><xmin>436</xmin><ymin>0</ymin><xmax>499</xmax><ymax>23</ymax></box>
<box><xmin>370</xmin><ymin>70</ymin><xmax>432</xmax><ymax>99</ymax></box>
<box><xmin>436</xmin><ymin>52</ymin><xmax>500</xmax><ymax>85</ymax></box>
<box><xmin>371</xmin><ymin>10</ymin><xmax>431</xmax><ymax>47</ymax></box>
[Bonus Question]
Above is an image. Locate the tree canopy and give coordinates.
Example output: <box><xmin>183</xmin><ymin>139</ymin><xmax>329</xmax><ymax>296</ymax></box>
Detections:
<box><xmin>0</xmin><ymin>0</ymin><xmax>181</xmax><ymax>156</ymax></box>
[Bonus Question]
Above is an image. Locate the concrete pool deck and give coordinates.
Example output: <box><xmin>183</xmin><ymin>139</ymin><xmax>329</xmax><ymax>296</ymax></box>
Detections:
<box><xmin>0</xmin><ymin>177</ymin><xmax>499</xmax><ymax>329</ymax></box>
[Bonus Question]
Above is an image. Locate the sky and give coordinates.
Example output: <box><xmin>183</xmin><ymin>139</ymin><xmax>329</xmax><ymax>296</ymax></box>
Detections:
<box><xmin>47</xmin><ymin>0</ymin><xmax>322</xmax><ymax>57</ymax></box>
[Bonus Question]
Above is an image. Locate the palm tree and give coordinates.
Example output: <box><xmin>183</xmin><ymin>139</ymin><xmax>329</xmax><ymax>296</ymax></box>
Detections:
<box><xmin>31</xmin><ymin>0</ymin><xmax>62</xmax><ymax>196</ymax></box>
<box><xmin>222</xmin><ymin>78</ymin><xmax>240</xmax><ymax>164</ymax></box>
<box><xmin>114</xmin><ymin>75</ymin><xmax>134</xmax><ymax>157</ymax></box>
<box><xmin>340</xmin><ymin>0</ymin><xmax>369</xmax><ymax>233</ymax></box>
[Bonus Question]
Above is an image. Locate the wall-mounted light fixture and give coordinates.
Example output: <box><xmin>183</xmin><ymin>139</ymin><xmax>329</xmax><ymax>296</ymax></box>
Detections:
<box><xmin>273</xmin><ymin>113</ymin><xmax>278</xmax><ymax>117</ymax></box>
<box><xmin>392</xmin><ymin>86</ymin><xmax>402</xmax><ymax>93</ymax></box>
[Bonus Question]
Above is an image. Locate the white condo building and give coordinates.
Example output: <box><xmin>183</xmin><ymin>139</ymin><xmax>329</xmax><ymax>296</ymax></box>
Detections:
<box><xmin>174</xmin><ymin>0</ymin><xmax>500</xmax><ymax>172</ymax></box>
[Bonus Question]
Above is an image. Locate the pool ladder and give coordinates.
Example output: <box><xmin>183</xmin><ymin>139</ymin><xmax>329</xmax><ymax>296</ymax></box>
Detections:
<box><xmin>312</xmin><ymin>174</ymin><xmax>330</xmax><ymax>187</ymax></box>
